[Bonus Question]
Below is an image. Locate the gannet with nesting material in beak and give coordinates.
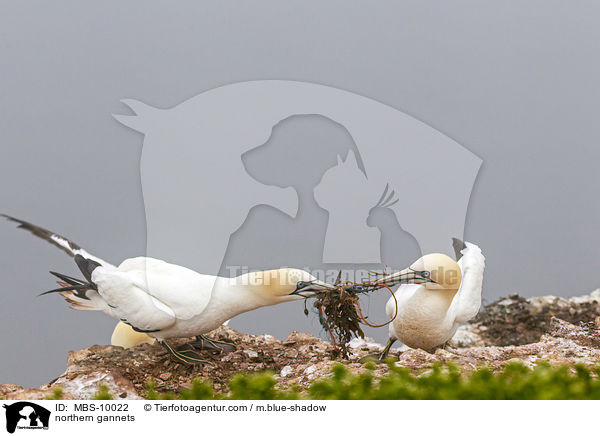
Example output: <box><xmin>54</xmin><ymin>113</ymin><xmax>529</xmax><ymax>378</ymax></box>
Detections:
<box><xmin>373</xmin><ymin>239</ymin><xmax>485</xmax><ymax>360</ymax></box>
<box><xmin>2</xmin><ymin>215</ymin><xmax>336</xmax><ymax>365</ymax></box>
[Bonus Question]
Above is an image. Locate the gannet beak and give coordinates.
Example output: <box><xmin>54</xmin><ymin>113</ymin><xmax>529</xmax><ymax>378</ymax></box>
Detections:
<box><xmin>372</xmin><ymin>267</ymin><xmax>436</xmax><ymax>287</ymax></box>
<box><xmin>291</xmin><ymin>279</ymin><xmax>337</xmax><ymax>298</ymax></box>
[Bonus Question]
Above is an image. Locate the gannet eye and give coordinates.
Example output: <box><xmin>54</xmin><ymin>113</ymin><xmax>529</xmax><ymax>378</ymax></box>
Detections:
<box><xmin>420</xmin><ymin>271</ymin><xmax>430</xmax><ymax>279</ymax></box>
<box><xmin>296</xmin><ymin>281</ymin><xmax>308</xmax><ymax>290</ymax></box>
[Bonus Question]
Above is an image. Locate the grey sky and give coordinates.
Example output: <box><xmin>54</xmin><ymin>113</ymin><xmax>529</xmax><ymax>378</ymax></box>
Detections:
<box><xmin>1</xmin><ymin>1</ymin><xmax>599</xmax><ymax>387</ymax></box>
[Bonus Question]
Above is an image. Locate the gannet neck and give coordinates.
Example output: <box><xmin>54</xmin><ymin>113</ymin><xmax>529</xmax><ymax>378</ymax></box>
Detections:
<box><xmin>208</xmin><ymin>278</ymin><xmax>271</xmax><ymax>319</ymax></box>
<box><xmin>228</xmin><ymin>268</ymin><xmax>332</xmax><ymax>305</ymax></box>
<box><xmin>416</xmin><ymin>285</ymin><xmax>457</xmax><ymax>307</ymax></box>
<box><xmin>200</xmin><ymin>268</ymin><xmax>325</xmax><ymax>325</ymax></box>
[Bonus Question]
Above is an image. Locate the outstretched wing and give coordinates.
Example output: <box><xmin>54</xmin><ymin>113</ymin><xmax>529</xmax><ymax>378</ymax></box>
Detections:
<box><xmin>1</xmin><ymin>214</ymin><xmax>113</xmax><ymax>267</ymax></box>
<box><xmin>449</xmin><ymin>242</ymin><xmax>485</xmax><ymax>323</ymax></box>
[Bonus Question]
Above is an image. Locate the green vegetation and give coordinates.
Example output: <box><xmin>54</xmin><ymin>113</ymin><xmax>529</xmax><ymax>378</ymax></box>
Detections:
<box><xmin>307</xmin><ymin>362</ymin><xmax>600</xmax><ymax>400</ymax></box>
<box><xmin>144</xmin><ymin>361</ymin><xmax>600</xmax><ymax>400</ymax></box>
<box><xmin>45</xmin><ymin>387</ymin><xmax>64</xmax><ymax>400</ymax></box>
<box><xmin>39</xmin><ymin>362</ymin><xmax>600</xmax><ymax>400</ymax></box>
<box><xmin>91</xmin><ymin>384</ymin><xmax>114</xmax><ymax>400</ymax></box>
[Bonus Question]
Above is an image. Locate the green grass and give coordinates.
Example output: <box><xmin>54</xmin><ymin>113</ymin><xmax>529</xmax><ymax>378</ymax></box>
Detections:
<box><xmin>42</xmin><ymin>361</ymin><xmax>600</xmax><ymax>400</ymax></box>
<box><xmin>45</xmin><ymin>387</ymin><xmax>64</xmax><ymax>400</ymax></box>
<box><xmin>147</xmin><ymin>361</ymin><xmax>600</xmax><ymax>400</ymax></box>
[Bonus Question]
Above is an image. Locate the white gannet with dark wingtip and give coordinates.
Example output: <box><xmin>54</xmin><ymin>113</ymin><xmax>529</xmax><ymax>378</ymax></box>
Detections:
<box><xmin>373</xmin><ymin>239</ymin><xmax>485</xmax><ymax>359</ymax></box>
<box><xmin>2</xmin><ymin>215</ymin><xmax>336</xmax><ymax>364</ymax></box>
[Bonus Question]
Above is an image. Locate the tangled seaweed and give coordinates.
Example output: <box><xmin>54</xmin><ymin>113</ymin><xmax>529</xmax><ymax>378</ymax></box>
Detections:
<box><xmin>307</xmin><ymin>275</ymin><xmax>397</xmax><ymax>357</ymax></box>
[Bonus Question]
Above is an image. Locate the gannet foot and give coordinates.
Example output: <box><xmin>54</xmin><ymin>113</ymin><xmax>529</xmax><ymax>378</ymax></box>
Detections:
<box><xmin>359</xmin><ymin>337</ymin><xmax>397</xmax><ymax>364</ymax></box>
<box><xmin>431</xmin><ymin>342</ymin><xmax>457</xmax><ymax>354</ymax></box>
<box><xmin>159</xmin><ymin>340</ymin><xmax>211</xmax><ymax>366</ymax></box>
<box><xmin>438</xmin><ymin>344</ymin><xmax>458</xmax><ymax>354</ymax></box>
<box><xmin>358</xmin><ymin>354</ymin><xmax>384</xmax><ymax>364</ymax></box>
<box><xmin>186</xmin><ymin>335</ymin><xmax>236</xmax><ymax>354</ymax></box>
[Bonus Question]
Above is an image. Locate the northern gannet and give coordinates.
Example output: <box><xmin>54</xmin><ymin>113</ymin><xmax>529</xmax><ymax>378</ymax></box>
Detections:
<box><xmin>2</xmin><ymin>215</ymin><xmax>337</xmax><ymax>364</ymax></box>
<box><xmin>373</xmin><ymin>239</ymin><xmax>485</xmax><ymax>360</ymax></box>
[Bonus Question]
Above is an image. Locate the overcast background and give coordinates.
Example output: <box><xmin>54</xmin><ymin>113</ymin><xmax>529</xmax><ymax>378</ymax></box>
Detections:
<box><xmin>1</xmin><ymin>1</ymin><xmax>599</xmax><ymax>387</ymax></box>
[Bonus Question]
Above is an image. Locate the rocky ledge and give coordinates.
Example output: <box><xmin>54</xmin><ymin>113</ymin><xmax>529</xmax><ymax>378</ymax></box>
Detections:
<box><xmin>2</xmin><ymin>290</ymin><xmax>600</xmax><ymax>400</ymax></box>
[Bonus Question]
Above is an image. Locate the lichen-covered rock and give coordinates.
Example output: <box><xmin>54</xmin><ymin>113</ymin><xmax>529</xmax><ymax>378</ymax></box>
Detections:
<box><xmin>0</xmin><ymin>384</ymin><xmax>22</xmax><ymax>397</ymax></box>
<box><xmin>470</xmin><ymin>289</ymin><xmax>600</xmax><ymax>346</ymax></box>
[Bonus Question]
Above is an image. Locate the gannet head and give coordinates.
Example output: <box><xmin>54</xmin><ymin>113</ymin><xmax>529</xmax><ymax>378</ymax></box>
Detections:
<box><xmin>240</xmin><ymin>268</ymin><xmax>336</xmax><ymax>303</ymax></box>
<box><xmin>394</xmin><ymin>253</ymin><xmax>462</xmax><ymax>292</ymax></box>
<box><xmin>111</xmin><ymin>321</ymin><xmax>156</xmax><ymax>348</ymax></box>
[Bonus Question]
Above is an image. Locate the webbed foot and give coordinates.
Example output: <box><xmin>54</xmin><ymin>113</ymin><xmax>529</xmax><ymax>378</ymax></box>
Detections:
<box><xmin>160</xmin><ymin>340</ymin><xmax>211</xmax><ymax>366</ymax></box>
<box><xmin>359</xmin><ymin>338</ymin><xmax>397</xmax><ymax>364</ymax></box>
<box><xmin>186</xmin><ymin>335</ymin><xmax>236</xmax><ymax>354</ymax></box>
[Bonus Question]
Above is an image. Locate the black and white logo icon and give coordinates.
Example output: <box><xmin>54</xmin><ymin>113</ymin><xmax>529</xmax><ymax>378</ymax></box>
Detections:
<box><xmin>2</xmin><ymin>402</ymin><xmax>50</xmax><ymax>433</ymax></box>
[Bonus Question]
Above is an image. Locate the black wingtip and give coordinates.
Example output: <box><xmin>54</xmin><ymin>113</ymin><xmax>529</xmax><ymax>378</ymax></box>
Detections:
<box><xmin>1</xmin><ymin>215</ymin><xmax>83</xmax><ymax>259</ymax></box>
<box><xmin>1</xmin><ymin>214</ymin><xmax>21</xmax><ymax>223</ymax></box>
<box><xmin>452</xmin><ymin>238</ymin><xmax>467</xmax><ymax>261</ymax></box>
<box><xmin>1</xmin><ymin>214</ymin><xmax>29</xmax><ymax>225</ymax></box>
<box><xmin>74</xmin><ymin>254</ymin><xmax>101</xmax><ymax>286</ymax></box>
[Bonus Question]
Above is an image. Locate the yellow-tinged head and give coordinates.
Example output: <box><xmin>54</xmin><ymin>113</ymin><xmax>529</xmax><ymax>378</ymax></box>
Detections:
<box><xmin>111</xmin><ymin>321</ymin><xmax>155</xmax><ymax>348</ymax></box>
<box><xmin>409</xmin><ymin>253</ymin><xmax>462</xmax><ymax>291</ymax></box>
<box><xmin>234</xmin><ymin>268</ymin><xmax>337</xmax><ymax>303</ymax></box>
<box><xmin>375</xmin><ymin>253</ymin><xmax>462</xmax><ymax>291</ymax></box>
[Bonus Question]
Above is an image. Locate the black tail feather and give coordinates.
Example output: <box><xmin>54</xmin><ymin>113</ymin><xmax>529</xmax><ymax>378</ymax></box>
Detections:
<box><xmin>39</xmin><ymin>284</ymin><xmax>89</xmax><ymax>296</ymax></box>
<box><xmin>42</xmin><ymin>256</ymin><xmax>101</xmax><ymax>299</ymax></box>
<box><xmin>49</xmin><ymin>271</ymin><xmax>87</xmax><ymax>287</ymax></box>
